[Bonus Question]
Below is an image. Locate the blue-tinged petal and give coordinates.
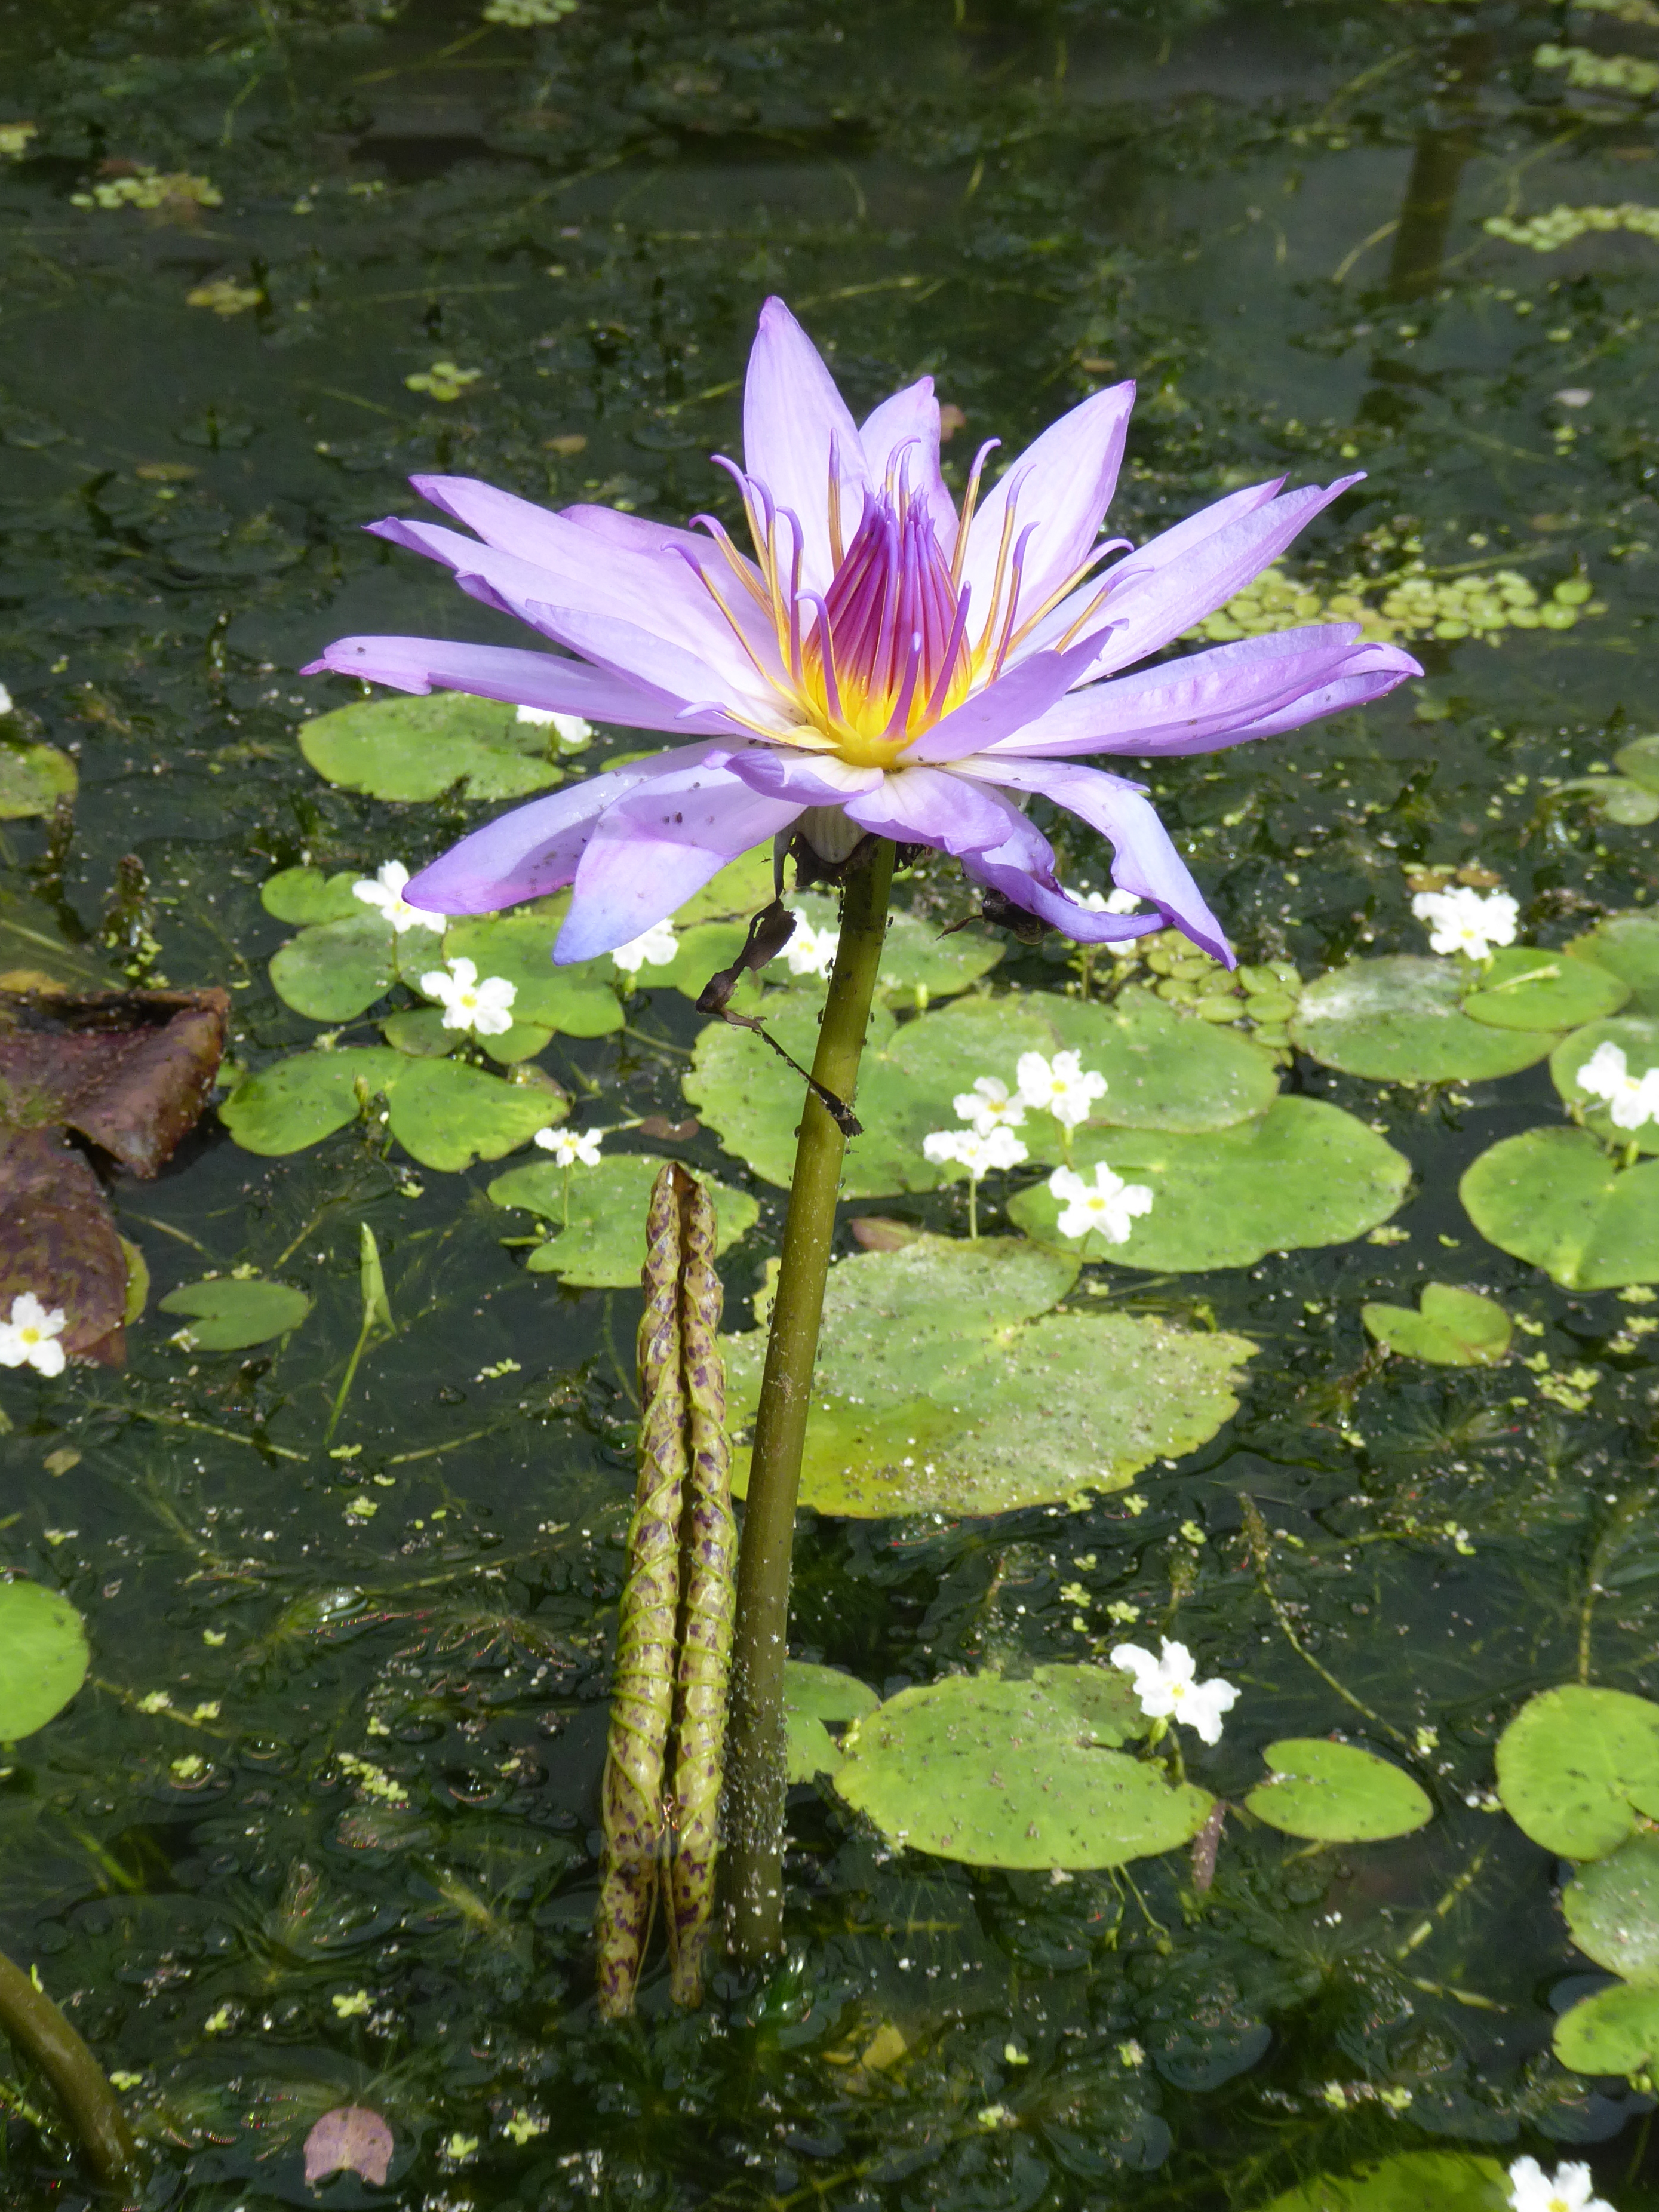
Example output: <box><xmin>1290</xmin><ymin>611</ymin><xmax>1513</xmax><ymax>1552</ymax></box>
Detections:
<box><xmin>300</xmin><ymin>634</ymin><xmax>736</xmax><ymax>734</ymax></box>
<box><xmin>742</xmin><ymin>297</ymin><xmax>870</xmax><ymax>594</ymax></box>
<box><xmin>1199</xmin><ymin>642</ymin><xmax>1422</xmax><ymax>742</ymax></box>
<box><xmin>859</xmin><ymin>379</ymin><xmax>958</xmax><ymax>552</ymax></box>
<box><xmin>841</xmin><ymin>765</ymin><xmax>1013</xmax><ymax>852</ymax></box>
<box><xmin>901</xmin><ymin>637</ymin><xmax>1103</xmax><ymax>764</ymax></box>
<box><xmin>720</xmin><ymin>747</ymin><xmax>883</xmax><ymax>805</ymax></box>
<box><xmin>519</xmin><ymin>601</ymin><xmax>784</xmax><ymax>736</ymax></box>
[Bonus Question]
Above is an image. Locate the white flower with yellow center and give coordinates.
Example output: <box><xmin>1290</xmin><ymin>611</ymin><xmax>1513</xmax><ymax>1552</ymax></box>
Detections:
<box><xmin>352</xmin><ymin>859</ymin><xmax>446</xmax><ymax>934</ymax></box>
<box><xmin>1109</xmin><ymin>1638</ymin><xmax>1237</xmax><ymax>1745</ymax></box>
<box><xmin>1506</xmin><ymin>2155</ymin><xmax>1614</xmax><ymax>2212</ymax></box>
<box><xmin>611</xmin><ymin>919</ymin><xmax>679</xmax><ymax>976</ymax></box>
<box><xmin>923</xmin><ymin>1124</ymin><xmax>1028</xmax><ymax>1178</ymax></box>
<box><xmin>1411</xmin><ymin>884</ymin><xmax>1519</xmax><ymax>961</ymax></box>
<box><xmin>1577</xmin><ymin>1040</ymin><xmax>1659</xmax><ymax>1132</ymax></box>
<box><xmin>419</xmin><ymin>956</ymin><xmax>517</xmax><ymax>1036</ymax></box>
<box><xmin>785</xmin><ymin>917</ymin><xmax>840</xmax><ymax>978</ymax></box>
<box><xmin>953</xmin><ymin>1074</ymin><xmax>1027</xmax><ymax>1136</ymax></box>
<box><xmin>1016</xmin><ymin>1048</ymin><xmax>1108</xmax><ymax>1131</ymax></box>
<box><xmin>534</xmin><ymin>1126</ymin><xmax>603</xmax><ymax>1167</ymax></box>
<box><xmin>1049</xmin><ymin>1162</ymin><xmax>1152</xmax><ymax>1245</ymax></box>
<box><xmin>0</xmin><ymin>1292</ymin><xmax>69</xmax><ymax>1376</ymax></box>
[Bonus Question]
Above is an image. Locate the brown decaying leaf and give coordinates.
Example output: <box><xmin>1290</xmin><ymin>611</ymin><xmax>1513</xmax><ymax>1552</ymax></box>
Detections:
<box><xmin>303</xmin><ymin>2105</ymin><xmax>394</xmax><ymax>2186</ymax></box>
<box><xmin>0</xmin><ymin>1128</ymin><xmax>128</xmax><ymax>1363</ymax></box>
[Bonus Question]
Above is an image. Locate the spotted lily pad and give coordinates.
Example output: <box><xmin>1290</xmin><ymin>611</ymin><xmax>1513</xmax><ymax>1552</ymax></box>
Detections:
<box><xmin>1460</xmin><ymin>1126</ymin><xmax>1659</xmax><ymax>1288</ymax></box>
<box><xmin>1361</xmin><ymin>1284</ymin><xmax>1511</xmax><ymax>1366</ymax></box>
<box><xmin>269</xmin><ymin>913</ymin><xmax>397</xmax><ymax>1022</ymax></box>
<box><xmin>0</xmin><ymin>1580</ymin><xmax>90</xmax><ymax>1741</ymax></box>
<box><xmin>1244</xmin><ymin>1738</ymin><xmax>1433</xmax><ymax>1842</ymax></box>
<box><xmin>220</xmin><ymin>1046</ymin><xmax>405</xmax><ymax>1154</ymax></box>
<box><xmin>487</xmin><ymin>1150</ymin><xmax>758</xmax><ymax>1287</ymax></box>
<box><xmin>784</xmin><ymin>1660</ymin><xmax>880</xmax><ymax>1781</ymax></box>
<box><xmin>1565</xmin><ymin>911</ymin><xmax>1659</xmax><ymax>1018</ymax></box>
<box><xmin>300</xmin><ymin>690</ymin><xmax>567</xmax><ymax>802</ymax></box>
<box><xmin>442</xmin><ymin>903</ymin><xmax>625</xmax><ymax>1037</ymax></box>
<box><xmin>1494</xmin><ymin>1683</ymin><xmax>1659</xmax><ymax>1858</ymax></box>
<box><xmin>1550</xmin><ymin>1015</ymin><xmax>1659</xmax><ymax>1157</ymax></box>
<box><xmin>222</xmin><ymin>1046</ymin><xmax>565</xmax><ymax>1171</ymax></box>
<box><xmin>156</xmin><ymin>1274</ymin><xmax>312</xmax><ymax>1350</ymax></box>
<box><xmin>686</xmin><ymin>988</ymin><xmax>905</xmax><ymax>1193</ymax></box>
<box><xmin>1255</xmin><ymin>2151</ymin><xmax>1510</xmax><ymax>2211</ymax></box>
<box><xmin>0</xmin><ymin>741</ymin><xmax>76</xmax><ymax>820</ymax></box>
<box><xmin>832</xmin><ymin>1668</ymin><xmax>1213</xmax><ymax>1870</ymax></box>
<box><xmin>1563</xmin><ymin>1835</ymin><xmax>1659</xmax><ymax>1980</ymax></box>
<box><xmin>259</xmin><ymin>867</ymin><xmax>364</xmax><ymax>925</ymax></box>
<box><xmin>1290</xmin><ymin>956</ymin><xmax>1561</xmax><ymax>1083</ymax></box>
<box><xmin>1553</xmin><ymin>1980</ymin><xmax>1659</xmax><ymax>2075</ymax></box>
<box><xmin>1009</xmin><ymin>1098</ymin><xmax>1410</xmax><ymax>1271</ymax></box>
<box><xmin>1461</xmin><ymin>945</ymin><xmax>1629</xmax><ymax>1033</ymax></box>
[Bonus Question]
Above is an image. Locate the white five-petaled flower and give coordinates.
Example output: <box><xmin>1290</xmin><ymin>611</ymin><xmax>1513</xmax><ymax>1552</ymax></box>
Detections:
<box><xmin>1110</xmin><ymin>1637</ymin><xmax>1238</xmax><ymax>1746</ymax></box>
<box><xmin>0</xmin><ymin>1292</ymin><xmax>69</xmax><ymax>1376</ymax></box>
<box><xmin>1577</xmin><ymin>1039</ymin><xmax>1659</xmax><ymax>1133</ymax></box>
<box><xmin>352</xmin><ymin>859</ymin><xmax>447</xmax><ymax>935</ymax></box>
<box><xmin>1016</xmin><ymin>1048</ymin><xmax>1109</xmax><ymax>1130</ymax></box>
<box><xmin>419</xmin><ymin>956</ymin><xmax>518</xmax><ymax>1036</ymax></box>
<box><xmin>785</xmin><ymin>917</ymin><xmax>840</xmax><ymax>978</ymax></box>
<box><xmin>1081</xmin><ymin>887</ymin><xmax>1144</xmax><ymax>915</ymax></box>
<box><xmin>611</xmin><ymin>919</ymin><xmax>679</xmax><ymax>975</ymax></box>
<box><xmin>953</xmin><ymin>1074</ymin><xmax>1027</xmax><ymax>1136</ymax></box>
<box><xmin>1411</xmin><ymin>884</ymin><xmax>1519</xmax><ymax>961</ymax></box>
<box><xmin>923</xmin><ymin>1125</ymin><xmax>1028</xmax><ymax>1177</ymax></box>
<box><xmin>1506</xmin><ymin>2154</ymin><xmax>1615</xmax><ymax>2212</ymax></box>
<box><xmin>514</xmin><ymin>704</ymin><xmax>592</xmax><ymax>750</ymax></box>
<box><xmin>533</xmin><ymin>1126</ymin><xmax>604</xmax><ymax>1167</ymax></box>
<box><xmin>1049</xmin><ymin>1162</ymin><xmax>1153</xmax><ymax>1245</ymax></box>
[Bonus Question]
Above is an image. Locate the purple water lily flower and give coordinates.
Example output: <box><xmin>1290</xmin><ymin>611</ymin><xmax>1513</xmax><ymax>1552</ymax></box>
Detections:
<box><xmin>305</xmin><ymin>297</ymin><xmax>1420</xmax><ymax>966</ymax></box>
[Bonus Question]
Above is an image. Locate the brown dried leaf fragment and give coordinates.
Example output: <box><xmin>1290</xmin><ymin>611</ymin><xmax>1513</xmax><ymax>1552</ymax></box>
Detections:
<box><xmin>0</xmin><ymin>1127</ymin><xmax>128</xmax><ymax>1364</ymax></box>
<box><xmin>0</xmin><ymin>987</ymin><xmax>229</xmax><ymax>1175</ymax></box>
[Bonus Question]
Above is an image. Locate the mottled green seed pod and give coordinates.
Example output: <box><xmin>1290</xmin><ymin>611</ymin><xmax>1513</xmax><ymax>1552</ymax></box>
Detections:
<box><xmin>666</xmin><ymin>1174</ymin><xmax>736</xmax><ymax>2008</ymax></box>
<box><xmin>595</xmin><ymin>1164</ymin><xmax>687</xmax><ymax>2019</ymax></box>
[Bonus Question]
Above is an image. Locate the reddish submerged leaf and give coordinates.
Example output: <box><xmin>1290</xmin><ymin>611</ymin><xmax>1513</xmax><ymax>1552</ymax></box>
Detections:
<box><xmin>303</xmin><ymin>2105</ymin><xmax>394</xmax><ymax>2186</ymax></box>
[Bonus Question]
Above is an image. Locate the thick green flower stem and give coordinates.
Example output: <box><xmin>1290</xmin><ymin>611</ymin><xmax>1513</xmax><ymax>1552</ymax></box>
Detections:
<box><xmin>724</xmin><ymin>837</ymin><xmax>895</xmax><ymax>1965</ymax></box>
<box><xmin>0</xmin><ymin>1945</ymin><xmax>143</xmax><ymax>2194</ymax></box>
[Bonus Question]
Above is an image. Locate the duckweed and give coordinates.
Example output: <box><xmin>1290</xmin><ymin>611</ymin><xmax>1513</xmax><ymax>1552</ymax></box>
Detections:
<box><xmin>1190</xmin><ymin>562</ymin><xmax>1600</xmax><ymax>646</ymax></box>
<box><xmin>1486</xmin><ymin>202</ymin><xmax>1659</xmax><ymax>250</ymax></box>
<box><xmin>69</xmin><ymin>165</ymin><xmax>222</xmax><ymax>211</ymax></box>
<box><xmin>1532</xmin><ymin>42</ymin><xmax>1659</xmax><ymax>96</ymax></box>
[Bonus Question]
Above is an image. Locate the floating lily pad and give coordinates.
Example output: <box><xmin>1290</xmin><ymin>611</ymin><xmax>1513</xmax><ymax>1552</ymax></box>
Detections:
<box><xmin>1550</xmin><ymin>1015</ymin><xmax>1659</xmax><ymax>1157</ymax></box>
<box><xmin>1461</xmin><ymin>1126</ymin><xmax>1659</xmax><ymax>1289</ymax></box>
<box><xmin>1565</xmin><ymin>911</ymin><xmax>1659</xmax><ymax>1018</ymax></box>
<box><xmin>1461</xmin><ymin>945</ymin><xmax>1629</xmax><ymax>1033</ymax></box>
<box><xmin>299</xmin><ymin>691</ymin><xmax>567</xmax><ymax>803</ymax></box>
<box><xmin>382</xmin><ymin>1056</ymin><xmax>566</xmax><ymax>1174</ymax></box>
<box><xmin>646</xmin><ymin>920</ymin><xmax>752</xmax><ymax>1001</ymax></box>
<box><xmin>1617</xmin><ymin>733</ymin><xmax>1659</xmax><ymax>792</ymax></box>
<box><xmin>1563</xmin><ymin>1835</ymin><xmax>1659</xmax><ymax>1980</ymax></box>
<box><xmin>784</xmin><ymin>1660</ymin><xmax>880</xmax><ymax>1781</ymax></box>
<box><xmin>1255</xmin><ymin>2151</ymin><xmax>1510</xmax><ymax>2212</ymax></box>
<box><xmin>220</xmin><ymin>1047</ymin><xmax>404</xmax><ymax>1154</ymax></box>
<box><xmin>1361</xmin><ymin>1284</ymin><xmax>1512</xmax><ymax>1366</ymax></box>
<box><xmin>1009</xmin><ymin>1098</ymin><xmax>1410</xmax><ymax>1271</ymax></box>
<box><xmin>1553</xmin><ymin>1979</ymin><xmax>1659</xmax><ymax>2076</ymax></box>
<box><xmin>157</xmin><ymin>1275</ymin><xmax>312</xmax><ymax>1350</ymax></box>
<box><xmin>788</xmin><ymin>890</ymin><xmax>1004</xmax><ymax>1002</ymax></box>
<box><xmin>269</xmin><ymin>913</ymin><xmax>396</xmax><ymax>1022</ymax></box>
<box><xmin>0</xmin><ymin>741</ymin><xmax>76</xmax><ymax>821</ymax></box>
<box><xmin>833</xmin><ymin>1669</ymin><xmax>1213</xmax><ymax>1870</ymax></box>
<box><xmin>259</xmin><ymin>867</ymin><xmax>364</xmax><ymax>925</ymax></box>
<box><xmin>1245</xmin><ymin>1738</ymin><xmax>1433</xmax><ymax>1843</ymax></box>
<box><xmin>1291</xmin><ymin>956</ymin><xmax>1560</xmax><ymax>1083</ymax></box>
<box><xmin>0</xmin><ymin>1580</ymin><xmax>90</xmax><ymax>1741</ymax></box>
<box><xmin>443</xmin><ymin>904</ymin><xmax>625</xmax><ymax>1037</ymax></box>
<box><xmin>686</xmin><ymin>988</ymin><xmax>905</xmax><ymax>1193</ymax></box>
<box><xmin>1494</xmin><ymin>1683</ymin><xmax>1659</xmax><ymax>1859</ymax></box>
<box><xmin>723</xmin><ymin>1234</ymin><xmax>1254</xmax><ymax>1515</ymax></box>
<box><xmin>382</xmin><ymin>1005</ymin><xmax>554</xmax><ymax>1066</ymax></box>
<box><xmin>487</xmin><ymin>1151</ymin><xmax>758</xmax><ymax>1287</ymax></box>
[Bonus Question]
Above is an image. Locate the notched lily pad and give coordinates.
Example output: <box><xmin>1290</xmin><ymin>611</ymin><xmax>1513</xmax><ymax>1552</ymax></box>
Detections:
<box><xmin>0</xmin><ymin>741</ymin><xmax>76</xmax><ymax>821</ymax></box>
<box><xmin>784</xmin><ymin>1660</ymin><xmax>880</xmax><ymax>1781</ymax></box>
<box><xmin>269</xmin><ymin>912</ymin><xmax>397</xmax><ymax>1023</ymax></box>
<box><xmin>1495</xmin><ymin>1683</ymin><xmax>1659</xmax><ymax>1858</ymax></box>
<box><xmin>259</xmin><ymin>867</ymin><xmax>364</xmax><ymax>925</ymax></box>
<box><xmin>487</xmin><ymin>1150</ymin><xmax>758</xmax><ymax>1286</ymax></box>
<box><xmin>1550</xmin><ymin>1015</ymin><xmax>1659</xmax><ymax>1157</ymax></box>
<box><xmin>1461</xmin><ymin>945</ymin><xmax>1629</xmax><ymax>1033</ymax></box>
<box><xmin>157</xmin><ymin>1275</ymin><xmax>312</xmax><ymax>1350</ymax></box>
<box><xmin>1361</xmin><ymin>1284</ymin><xmax>1511</xmax><ymax>1366</ymax></box>
<box><xmin>222</xmin><ymin>1046</ymin><xmax>564</xmax><ymax>1172</ymax></box>
<box><xmin>0</xmin><ymin>1580</ymin><xmax>90</xmax><ymax>1741</ymax></box>
<box><xmin>1255</xmin><ymin>2150</ymin><xmax>1510</xmax><ymax>2212</ymax></box>
<box><xmin>1566</xmin><ymin>911</ymin><xmax>1659</xmax><ymax>1018</ymax></box>
<box><xmin>300</xmin><ymin>690</ymin><xmax>567</xmax><ymax>803</ymax></box>
<box><xmin>1291</xmin><ymin>956</ymin><xmax>1560</xmax><ymax>1083</ymax></box>
<box><xmin>1461</xmin><ymin>1126</ymin><xmax>1659</xmax><ymax>1288</ymax></box>
<box><xmin>1563</xmin><ymin>1834</ymin><xmax>1659</xmax><ymax>1980</ymax></box>
<box><xmin>1553</xmin><ymin>1979</ymin><xmax>1659</xmax><ymax>2076</ymax></box>
<box><xmin>833</xmin><ymin>1669</ymin><xmax>1212</xmax><ymax>1870</ymax></box>
<box><xmin>220</xmin><ymin>1046</ymin><xmax>405</xmax><ymax>1155</ymax></box>
<box><xmin>1245</xmin><ymin>1738</ymin><xmax>1433</xmax><ymax>1842</ymax></box>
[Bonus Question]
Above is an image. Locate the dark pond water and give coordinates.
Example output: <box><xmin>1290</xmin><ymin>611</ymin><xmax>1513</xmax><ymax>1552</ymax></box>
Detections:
<box><xmin>4</xmin><ymin>0</ymin><xmax>1659</xmax><ymax>2205</ymax></box>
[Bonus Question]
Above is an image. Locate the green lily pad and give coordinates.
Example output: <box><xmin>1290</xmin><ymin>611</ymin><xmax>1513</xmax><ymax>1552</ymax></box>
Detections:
<box><xmin>674</xmin><ymin>843</ymin><xmax>778</xmax><ymax>926</ymax></box>
<box><xmin>1494</xmin><ymin>1683</ymin><xmax>1659</xmax><ymax>1858</ymax></box>
<box><xmin>1254</xmin><ymin>2151</ymin><xmax>1510</xmax><ymax>2212</ymax></box>
<box><xmin>156</xmin><ymin>1275</ymin><xmax>312</xmax><ymax>1350</ymax></box>
<box><xmin>1563</xmin><ymin>1835</ymin><xmax>1659</xmax><ymax>1979</ymax></box>
<box><xmin>1550</xmin><ymin>1015</ymin><xmax>1659</xmax><ymax>1156</ymax></box>
<box><xmin>382</xmin><ymin>1005</ymin><xmax>554</xmax><ymax>1065</ymax></box>
<box><xmin>723</xmin><ymin>1234</ymin><xmax>1254</xmax><ymax>1515</ymax></box>
<box><xmin>1009</xmin><ymin>1098</ymin><xmax>1410</xmax><ymax>1271</ymax></box>
<box><xmin>646</xmin><ymin>920</ymin><xmax>752</xmax><ymax>1001</ymax></box>
<box><xmin>0</xmin><ymin>1580</ymin><xmax>90</xmax><ymax>1741</ymax></box>
<box><xmin>382</xmin><ymin>1056</ymin><xmax>566</xmax><ymax>1174</ymax></box>
<box><xmin>1291</xmin><ymin>956</ymin><xmax>1561</xmax><ymax>1083</ymax></box>
<box><xmin>442</xmin><ymin>904</ymin><xmax>624</xmax><ymax>1037</ymax></box>
<box><xmin>784</xmin><ymin>1660</ymin><xmax>880</xmax><ymax>1781</ymax></box>
<box><xmin>788</xmin><ymin>890</ymin><xmax>1004</xmax><ymax>1003</ymax></box>
<box><xmin>1460</xmin><ymin>1126</ymin><xmax>1659</xmax><ymax>1288</ymax></box>
<box><xmin>1361</xmin><ymin>1284</ymin><xmax>1512</xmax><ymax>1366</ymax></box>
<box><xmin>1555</xmin><ymin>774</ymin><xmax>1659</xmax><ymax>826</ymax></box>
<box><xmin>220</xmin><ymin>1047</ymin><xmax>405</xmax><ymax>1155</ymax></box>
<box><xmin>1554</xmin><ymin>1979</ymin><xmax>1659</xmax><ymax>2076</ymax></box>
<box><xmin>487</xmin><ymin>1151</ymin><xmax>758</xmax><ymax>1287</ymax></box>
<box><xmin>269</xmin><ymin>913</ymin><xmax>397</xmax><ymax>1022</ymax></box>
<box><xmin>1616</xmin><ymin>733</ymin><xmax>1659</xmax><ymax>794</ymax></box>
<box><xmin>1565</xmin><ymin>911</ymin><xmax>1659</xmax><ymax>1018</ymax></box>
<box><xmin>686</xmin><ymin>988</ymin><xmax>905</xmax><ymax>1193</ymax></box>
<box><xmin>259</xmin><ymin>867</ymin><xmax>364</xmax><ymax>925</ymax></box>
<box><xmin>299</xmin><ymin>691</ymin><xmax>567</xmax><ymax>803</ymax></box>
<box><xmin>1461</xmin><ymin>944</ymin><xmax>1629</xmax><ymax>1033</ymax></box>
<box><xmin>832</xmin><ymin>1669</ymin><xmax>1213</xmax><ymax>1870</ymax></box>
<box><xmin>0</xmin><ymin>742</ymin><xmax>77</xmax><ymax>821</ymax></box>
<box><xmin>1244</xmin><ymin>1738</ymin><xmax>1433</xmax><ymax>1843</ymax></box>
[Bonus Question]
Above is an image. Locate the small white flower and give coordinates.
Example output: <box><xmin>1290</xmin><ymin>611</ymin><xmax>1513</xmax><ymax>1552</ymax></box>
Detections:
<box><xmin>923</xmin><ymin>1125</ymin><xmax>1028</xmax><ymax>1176</ymax></box>
<box><xmin>1110</xmin><ymin>1637</ymin><xmax>1237</xmax><ymax>1746</ymax></box>
<box><xmin>785</xmin><ymin>917</ymin><xmax>840</xmax><ymax>978</ymax></box>
<box><xmin>515</xmin><ymin>705</ymin><xmax>592</xmax><ymax>749</ymax></box>
<box><xmin>1411</xmin><ymin>885</ymin><xmax>1519</xmax><ymax>961</ymax></box>
<box><xmin>1577</xmin><ymin>1040</ymin><xmax>1659</xmax><ymax>1132</ymax></box>
<box><xmin>1080</xmin><ymin>887</ymin><xmax>1143</xmax><ymax>915</ymax></box>
<box><xmin>1506</xmin><ymin>2155</ymin><xmax>1614</xmax><ymax>2212</ymax></box>
<box><xmin>1016</xmin><ymin>1048</ymin><xmax>1108</xmax><ymax>1130</ymax></box>
<box><xmin>952</xmin><ymin>1075</ymin><xmax>1027</xmax><ymax>1136</ymax></box>
<box><xmin>351</xmin><ymin>859</ymin><xmax>446</xmax><ymax>935</ymax></box>
<box><xmin>1049</xmin><ymin>1162</ymin><xmax>1153</xmax><ymax>1245</ymax></box>
<box><xmin>0</xmin><ymin>682</ymin><xmax>13</xmax><ymax>715</ymax></box>
<box><xmin>419</xmin><ymin>956</ymin><xmax>518</xmax><ymax>1036</ymax></box>
<box><xmin>0</xmin><ymin>1292</ymin><xmax>69</xmax><ymax>1376</ymax></box>
<box><xmin>611</xmin><ymin>920</ymin><xmax>679</xmax><ymax>975</ymax></box>
<box><xmin>534</xmin><ymin>1126</ymin><xmax>603</xmax><ymax>1167</ymax></box>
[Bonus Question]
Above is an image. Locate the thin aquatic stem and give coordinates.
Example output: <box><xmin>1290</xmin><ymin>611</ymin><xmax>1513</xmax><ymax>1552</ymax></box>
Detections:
<box><xmin>724</xmin><ymin>838</ymin><xmax>895</xmax><ymax>1965</ymax></box>
<box><xmin>0</xmin><ymin>1946</ymin><xmax>142</xmax><ymax>2192</ymax></box>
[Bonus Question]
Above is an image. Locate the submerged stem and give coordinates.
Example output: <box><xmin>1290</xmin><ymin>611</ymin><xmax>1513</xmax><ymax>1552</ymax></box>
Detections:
<box><xmin>0</xmin><ymin>1946</ymin><xmax>142</xmax><ymax>2193</ymax></box>
<box><xmin>724</xmin><ymin>838</ymin><xmax>895</xmax><ymax>1965</ymax></box>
